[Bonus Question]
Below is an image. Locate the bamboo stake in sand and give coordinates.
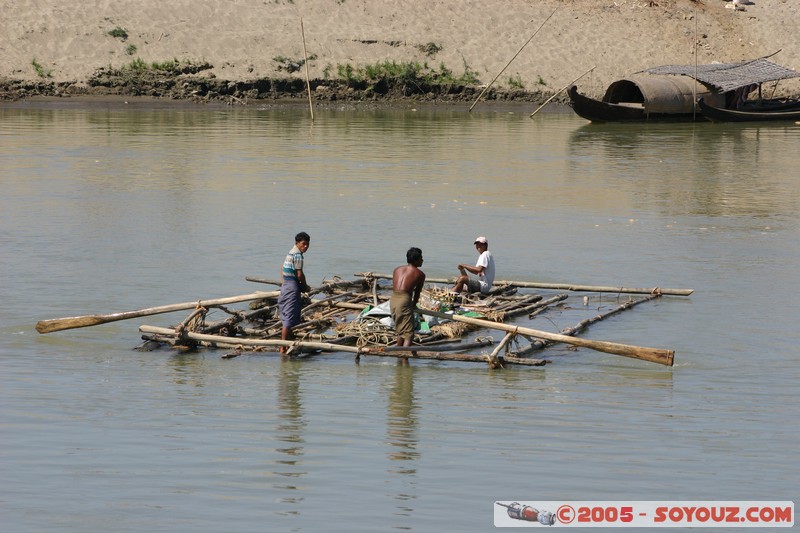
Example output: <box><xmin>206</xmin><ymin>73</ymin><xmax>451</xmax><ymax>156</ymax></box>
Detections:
<box><xmin>301</xmin><ymin>18</ymin><xmax>314</xmax><ymax>121</ymax></box>
<box><xmin>35</xmin><ymin>291</ymin><xmax>279</xmax><ymax>334</ymax></box>
<box><xmin>468</xmin><ymin>7</ymin><xmax>558</xmax><ymax>112</ymax></box>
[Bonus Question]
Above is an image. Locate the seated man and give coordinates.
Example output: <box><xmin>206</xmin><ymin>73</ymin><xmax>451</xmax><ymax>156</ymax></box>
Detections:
<box><xmin>453</xmin><ymin>236</ymin><xmax>495</xmax><ymax>295</ymax></box>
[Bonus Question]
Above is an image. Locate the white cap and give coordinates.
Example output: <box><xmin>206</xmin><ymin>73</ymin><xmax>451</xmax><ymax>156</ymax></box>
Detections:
<box><xmin>474</xmin><ymin>236</ymin><xmax>487</xmax><ymax>244</ymax></box>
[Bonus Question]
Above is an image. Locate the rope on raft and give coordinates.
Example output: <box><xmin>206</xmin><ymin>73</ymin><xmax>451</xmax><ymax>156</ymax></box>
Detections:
<box><xmin>335</xmin><ymin>317</ymin><xmax>396</xmax><ymax>347</ymax></box>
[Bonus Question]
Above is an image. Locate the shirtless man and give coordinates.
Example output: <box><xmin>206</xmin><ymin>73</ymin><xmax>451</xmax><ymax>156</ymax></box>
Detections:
<box><xmin>390</xmin><ymin>247</ymin><xmax>426</xmax><ymax>349</ymax></box>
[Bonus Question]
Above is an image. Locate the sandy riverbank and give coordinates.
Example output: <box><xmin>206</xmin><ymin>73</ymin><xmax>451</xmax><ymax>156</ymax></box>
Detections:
<box><xmin>1</xmin><ymin>0</ymin><xmax>798</xmax><ymax>102</ymax></box>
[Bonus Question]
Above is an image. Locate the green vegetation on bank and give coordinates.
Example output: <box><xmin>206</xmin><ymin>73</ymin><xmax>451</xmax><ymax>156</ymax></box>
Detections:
<box><xmin>107</xmin><ymin>27</ymin><xmax>128</xmax><ymax>40</ymax></box>
<box><xmin>416</xmin><ymin>42</ymin><xmax>442</xmax><ymax>57</ymax></box>
<box><xmin>333</xmin><ymin>60</ymin><xmax>481</xmax><ymax>93</ymax></box>
<box><xmin>273</xmin><ymin>54</ymin><xmax>319</xmax><ymax>73</ymax></box>
<box><xmin>31</xmin><ymin>58</ymin><xmax>52</xmax><ymax>78</ymax></box>
<box><xmin>87</xmin><ymin>58</ymin><xmax>215</xmax><ymax>96</ymax></box>
<box><xmin>6</xmin><ymin>55</ymin><xmax>545</xmax><ymax>103</ymax></box>
<box><xmin>507</xmin><ymin>74</ymin><xmax>524</xmax><ymax>89</ymax></box>
<box><xmin>119</xmin><ymin>57</ymin><xmax>212</xmax><ymax>75</ymax></box>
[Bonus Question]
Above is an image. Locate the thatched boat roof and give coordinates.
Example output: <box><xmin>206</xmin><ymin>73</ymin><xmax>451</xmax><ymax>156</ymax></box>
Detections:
<box><xmin>639</xmin><ymin>56</ymin><xmax>800</xmax><ymax>92</ymax></box>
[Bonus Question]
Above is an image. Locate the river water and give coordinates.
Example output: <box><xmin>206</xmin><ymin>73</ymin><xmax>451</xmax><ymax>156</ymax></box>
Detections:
<box><xmin>1</xmin><ymin>99</ymin><xmax>798</xmax><ymax>531</ymax></box>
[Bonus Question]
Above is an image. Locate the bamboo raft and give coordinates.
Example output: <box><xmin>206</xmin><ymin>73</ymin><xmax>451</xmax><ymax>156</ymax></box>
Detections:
<box><xmin>36</xmin><ymin>273</ymin><xmax>692</xmax><ymax>368</ymax></box>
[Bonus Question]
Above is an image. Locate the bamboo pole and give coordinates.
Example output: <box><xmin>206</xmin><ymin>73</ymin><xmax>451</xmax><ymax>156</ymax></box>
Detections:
<box><xmin>488</xmin><ymin>331</ymin><xmax>516</xmax><ymax>367</ymax></box>
<box><xmin>35</xmin><ymin>291</ymin><xmax>280</xmax><ymax>334</ymax></box>
<box><xmin>301</xmin><ymin>291</ymin><xmax>357</xmax><ymax>313</ymax></box>
<box><xmin>140</xmin><ymin>325</ymin><xmax>362</xmax><ymax>353</ymax></box>
<box><xmin>417</xmin><ymin>308</ymin><xmax>674</xmax><ymax>366</ymax></box>
<box><xmin>200</xmin><ymin>299</ymin><xmax>278</xmax><ymax>335</ymax></box>
<box><xmin>371</xmin><ymin>276</ymin><xmax>379</xmax><ymax>307</ymax></box>
<box><xmin>489</xmin><ymin>280</ymin><xmax>692</xmax><ymax>296</ymax></box>
<box><xmin>354</xmin><ymin>273</ymin><xmax>693</xmax><ymax>296</ymax></box>
<box><xmin>514</xmin><ymin>293</ymin><xmax>663</xmax><ymax>357</ymax></box>
<box><xmin>468</xmin><ymin>7</ymin><xmax>558</xmax><ymax>112</ymax></box>
<box><xmin>529</xmin><ymin>66</ymin><xmax>595</xmax><ymax>118</ymax></box>
<box><xmin>246</xmin><ymin>276</ymin><xmax>366</xmax><ymax>296</ymax></box>
<box><xmin>313</xmin><ymin>300</ymin><xmax>367</xmax><ymax>311</ymax></box>
<box><xmin>300</xmin><ymin>18</ymin><xmax>314</xmax><ymax>121</ymax></box>
<box><xmin>569</xmin><ymin>294</ymin><xmax>662</xmax><ymax>333</ymax></box>
<box><xmin>244</xmin><ymin>276</ymin><xmax>282</xmax><ymax>287</ymax></box>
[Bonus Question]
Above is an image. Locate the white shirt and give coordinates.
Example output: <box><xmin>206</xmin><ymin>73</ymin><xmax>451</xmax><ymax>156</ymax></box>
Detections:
<box><xmin>476</xmin><ymin>250</ymin><xmax>495</xmax><ymax>290</ymax></box>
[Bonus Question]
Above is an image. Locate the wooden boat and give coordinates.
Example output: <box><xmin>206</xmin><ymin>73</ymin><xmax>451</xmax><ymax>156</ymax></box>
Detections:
<box><xmin>568</xmin><ymin>56</ymin><xmax>800</xmax><ymax>123</ymax></box>
<box><xmin>567</xmin><ymin>82</ymin><xmax>715</xmax><ymax>123</ymax></box>
<box><xmin>697</xmin><ymin>97</ymin><xmax>800</xmax><ymax>122</ymax></box>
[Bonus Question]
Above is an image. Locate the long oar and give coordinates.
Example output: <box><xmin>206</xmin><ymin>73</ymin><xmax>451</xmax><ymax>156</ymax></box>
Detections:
<box><xmin>418</xmin><ymin>308</ymin><xmax>674</xmax><ymax>366</ymax></box>
<box><xmin>35</xmin><ymin>291</ymin><xmax>279</xmax><ymax>334</ymax></box>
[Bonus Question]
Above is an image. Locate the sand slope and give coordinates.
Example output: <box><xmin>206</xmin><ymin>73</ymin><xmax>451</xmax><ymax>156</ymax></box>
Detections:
<box><xmin>1</xmin><ymin>0</ymin><xmax>798</xmax><ymax>98</ymax></box>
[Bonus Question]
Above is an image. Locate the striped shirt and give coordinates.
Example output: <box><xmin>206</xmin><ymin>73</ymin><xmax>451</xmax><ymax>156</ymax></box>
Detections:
<box><xmin>282</xmin><ymin>245</ymin><xmax>304</xmax><ymax>281</ymax></box>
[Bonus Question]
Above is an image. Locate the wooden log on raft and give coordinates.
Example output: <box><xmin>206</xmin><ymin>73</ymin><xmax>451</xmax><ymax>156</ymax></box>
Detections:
<box><xmin>494</xmin><ymin>293</ymin><xmax>542</xmax><ymax>313</ymax></box>
<box><xmin>368</xmin><ymin>350</ymin><xmax>547</xmax><ymax>366</ymax></box>
<box><xmin>354</xmin><ymin>273</ymin><xmax>693</xmax><ymax>296</ymax></box>
<box><xmin>378</xmin><ymin>338</ymin><xmax>493</xmax><ymax>352</ymax></box>
<box><xmin>35</xmin><ymin>291</ymin><xmax>280</xmax><ymax>334</ymax></box>
<box><xmin>417</xmin><ymin>308</ymin><xmax>674</xmax><ymax>366</ymax></box>
<box><xmin>489</xmin><ymin>332</ymin><xmax>516</xmax><ymax>359</ymax></box>
<box><xmin>508</xmin><ymin>293</ymin><xmax>567</xmax><ymax>319</ymax></box>
<box><xmin>138</xmin><ymin>325</ymin><xmax>543</xmax><ymax>366</ymax></box>
<box><xmin>140</xmin><ymin>325</ymin><xmax>364</xmax><ymax>353</ymax></box>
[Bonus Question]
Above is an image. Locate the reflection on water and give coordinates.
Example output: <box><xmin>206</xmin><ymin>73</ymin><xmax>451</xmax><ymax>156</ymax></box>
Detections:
<box><xmin>386</xmin><ymin>365</ymin><xmax>419</xmax><ymax>465</ymax></box>
<box><xmin>275</xmin><ymin>361</ymin><xmax>306</xmax><ymax>504</ymax></box>
<box><xmin>166</xmin><ymin>352</ymin><xmax>208</xmax><ymax>388</ymax></box>
<box><xmin>386</xmin><ymin>364</ymin><xmax>418</xmax><ymax>524</ymax></box>
<box><xmin>567</xmin><ymin>122</ymin><xmax>800</xmax><ymax>219</ymax></box>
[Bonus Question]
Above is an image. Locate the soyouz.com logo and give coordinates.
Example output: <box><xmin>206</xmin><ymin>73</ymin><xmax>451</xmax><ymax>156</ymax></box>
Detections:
<box><xmin>494</xmin><ymin>501</ymin><xmax>794</xmax><ymax>528</ymax></box>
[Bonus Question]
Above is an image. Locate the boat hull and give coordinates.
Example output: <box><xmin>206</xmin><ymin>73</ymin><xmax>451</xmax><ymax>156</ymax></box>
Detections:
<box><xmin>698</xmin><ymin>97</ymin><xmax>800</xmax><ymax>122</ymax></box>
<box><xmin>567</xmin><ymin>85</ymin><xmax>700</xmax><ymax>123</ymax></box>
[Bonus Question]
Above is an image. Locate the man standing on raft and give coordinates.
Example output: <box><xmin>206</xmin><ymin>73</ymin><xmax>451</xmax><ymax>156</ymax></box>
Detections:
<box><xmin>279</xmin><ymin>231</ymin><xmax>311</xmax><ymax>354</ymax></box>
<box><xmin>453</xmin><ymin>236</ymin><xmax>495</xmax><ymax>295</ymax></box>
<box><xmin>391</xmin><ymin>247</ymin><xmax>426</xmax><ymax>350</ymax></box>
